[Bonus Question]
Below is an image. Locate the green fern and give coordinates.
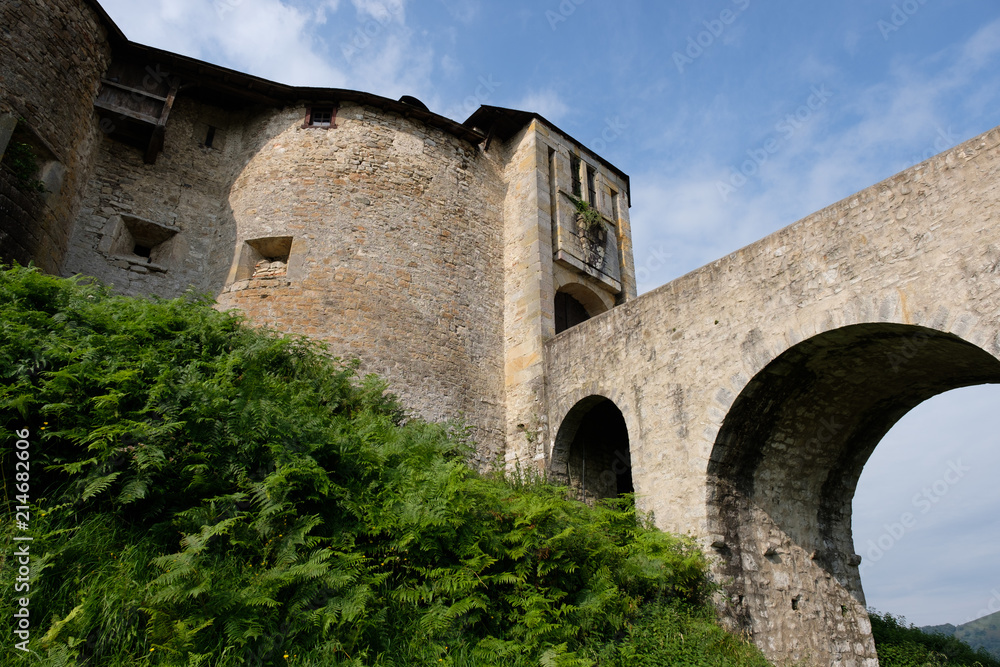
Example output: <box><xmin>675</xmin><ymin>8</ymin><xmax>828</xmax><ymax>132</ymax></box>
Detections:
<box><xmin>0</xmin><ymin>265</ymin><xmax>769</xmax><ymax>666</ymax></box>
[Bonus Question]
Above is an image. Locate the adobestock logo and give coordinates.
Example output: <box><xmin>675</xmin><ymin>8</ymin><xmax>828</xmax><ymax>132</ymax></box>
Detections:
<box><xmin>716</xmin><ymin>84</ymin><xmax>834</xmax><ymax>202</ymax></box>
<box><xmin>546</xmin><ymin>0</ymin><xmax>588</xmax><ymax>31</ymax></box>
<box><xmin>859</xmin><ymin>459</ymin><xmax>969</xmax><ymax>575</ymax></box>
<box><xmin>672</xmin><ymin>0</ymin><xmax>751</xmax><ymax>74</ymax></box>
<box><xmin>964</xmin><ymin>587</ymin><xmax>1000</xmax><ymax>625</ymax></box>
<box><xmin>461</xmin><ymin>75</ymin><xmax>502</xmax><ymax>115</ymax></box>
<box><xmin>877</xmin><ymin>0</ymin><xmax>931</xmax><ymax>41</ymax></box>
<box><xmin>340</xmin><ymin>1</ymin><xmax>405</xmax><ymax>64</ymax></box>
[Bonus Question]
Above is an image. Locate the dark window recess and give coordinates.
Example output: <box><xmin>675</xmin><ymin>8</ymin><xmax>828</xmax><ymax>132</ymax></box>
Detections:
<box><xmin>204</xmin><ymin>126</ymin><xmax>216</xmax><ymax>148</ymax></box>
<box><xmin>105</xmin><ymin>214</ymin><xmax>179</xmax><ymax>271</ymax></box>
<box><xmin>306</xmin><ymin>106</ymin><xmax>336</xmax><ymax>128</ymax></box>
<box><xmin>570</xmin><ymin>154</ymin><xmax>582</xmax><ymax>197</ymax></box>
<box><xmin>235</xmin><ymin>236</ymin><xmax>294</xmax><ymax>281</ymax></box>
<box><xmin>586</xmin><ymin>165</ymin><xmax>597</xmax><ymax>206</ymax></box>
<box><xmin>555</xmin><ymin>290</ymin><xmax>591</xmax><ymax>334</ymax></box>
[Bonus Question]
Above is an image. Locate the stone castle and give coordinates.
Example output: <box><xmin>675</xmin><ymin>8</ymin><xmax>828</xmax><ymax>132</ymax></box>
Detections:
<box><xmin>5</xmin><ymin>1</ymin><xmax>1000</xmax><ymax>665</ymax></box>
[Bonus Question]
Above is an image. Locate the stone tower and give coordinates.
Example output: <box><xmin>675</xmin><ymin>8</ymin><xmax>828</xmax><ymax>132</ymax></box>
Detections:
<box><xmin>0</xmin><ymin>0</ymin><xmax>636</xmax><ymax>470</ymax></box>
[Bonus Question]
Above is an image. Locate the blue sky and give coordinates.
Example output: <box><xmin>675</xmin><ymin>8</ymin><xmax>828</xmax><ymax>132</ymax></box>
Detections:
<box><xmin>97</xmin><ymin>0</ymin><xmax>1000</xmax><ymax>627</ymax></box>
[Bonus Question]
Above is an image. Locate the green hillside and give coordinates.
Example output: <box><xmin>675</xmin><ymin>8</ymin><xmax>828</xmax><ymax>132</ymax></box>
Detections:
<box><xmin>0</xmin><ymin>265</ymin><xmax>772</xmax><ymax>666</ymax></box>
<box><xmin>923</xmin><ymin>610</ymin><xmax>1000</xmax><ymax>660</ymax></box>
<box><xmin>871</xmin><ymin>610</ymin><xmax>1000</xmax><ymax>666</ymax></box>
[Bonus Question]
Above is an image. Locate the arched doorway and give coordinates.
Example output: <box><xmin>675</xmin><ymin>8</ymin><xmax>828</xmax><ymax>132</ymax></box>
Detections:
<box><xmin>705</xmin><ymin>323</ymin><xmax>1000</xmax><ymax>666</ymax></box>
<box><xmin>553</xmin><ymin>283</ymin><xmax>609</xmax><ymax>334</ymax></box>
<box><xmin>551</xmin><ymin>395</ymin><xmax>632</xmax><ymax>502</ymax></box>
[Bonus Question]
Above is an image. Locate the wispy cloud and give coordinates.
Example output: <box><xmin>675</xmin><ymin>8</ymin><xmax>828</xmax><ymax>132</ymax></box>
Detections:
<box><xmin>98</xmin><ymin>0</ymin><xmax>436</xmax><ymax>96</ymax></box>
<box><xmin>514</xmin><ymin>89</ymin><xmax>569</xmax><ymax>122</ymax></box>
<box><xmin>350</xmin><ymin>0</ymin><xmax>404</xmax><ymax>24</ymax></box>
<box><xmin>100</xmin><ymin>0</ymin><xmax>346</xmax><ymax>86</ymax></box>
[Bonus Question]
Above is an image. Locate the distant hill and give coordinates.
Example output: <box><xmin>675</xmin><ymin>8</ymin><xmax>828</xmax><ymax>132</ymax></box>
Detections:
<box><xmin>922</xmin><ymin>609</ymin><xmax>1000</xmax><ymax>659</ymax></box>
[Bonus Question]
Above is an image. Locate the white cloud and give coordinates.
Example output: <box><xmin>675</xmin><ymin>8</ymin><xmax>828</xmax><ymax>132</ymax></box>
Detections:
<box><xmin>438</xmin><ymin>0</ymin><xmax>482</xmax><ymax>24</ymax></box>
<box><xmin>99</xmin><ymin>0</ymin><xmax>347</xmax><ymax>87</ymax></box>
<box><xmin>350</xmin><ymin>0</ymin><xmax>404</xmax><ymax>24</ymax></box>
<box><xmin>514</xmin><ymin>89</ymin><xmax>569</xmax><ymax>122</ymax></box>
<box><xmin>98</xmin><ymin>0</ymin><xmax>439</xmax><ymax>100</ymax></box>
<box><xmin>960</xmin><ymin>17</ymin><xmax>1000</xmax><ymax>68</ymax></box>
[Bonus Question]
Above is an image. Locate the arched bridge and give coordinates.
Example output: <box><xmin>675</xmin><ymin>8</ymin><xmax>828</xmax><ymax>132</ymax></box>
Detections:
<box><xmin>542</xmin><ymin>127</ymin><xmax>1000</xmax><ymax>665</ymax></box>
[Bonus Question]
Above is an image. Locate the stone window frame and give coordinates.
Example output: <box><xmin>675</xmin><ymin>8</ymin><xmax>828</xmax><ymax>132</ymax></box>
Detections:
<box><xmin>234</xmin><ymin>236</ymin><xmax>294</xmax><ymax>282</ymax></box>
<box><xmin>303</xmin><ymin>105</ymin><xmax>338</xmax><ymax>129</ymax></box>
<box><xmin>100</xmin><ymin>214</ymin><xmax>180</xmax><ymax>273</ymax></box>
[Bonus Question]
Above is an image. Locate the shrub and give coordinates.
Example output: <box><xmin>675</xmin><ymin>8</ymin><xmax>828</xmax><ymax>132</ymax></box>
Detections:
<box><xmin>0</xmin><ymin>265</ymin><xmax>763</xmax><ymax>666</ymax></box>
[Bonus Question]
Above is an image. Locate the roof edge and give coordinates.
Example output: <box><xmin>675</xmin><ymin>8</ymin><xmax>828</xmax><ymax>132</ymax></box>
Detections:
<box><xmin>84</xmin><ymin>1</ymin><xmax>483</xmax><ymax>145</ymax></box>
<box><xmin>464</xmin><ymin>105</ymin><xmax>631</xmax><ymax>205</ymax></box>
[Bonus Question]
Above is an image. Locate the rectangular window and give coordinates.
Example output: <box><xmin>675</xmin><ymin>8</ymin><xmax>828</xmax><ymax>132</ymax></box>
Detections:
<box><xmin>586</xmin><ymin>165</ymin><xmax>597</xmax><ymax>207</ymax></box>
<box><xmin>570</xmin><ymin>154</ymin><xmax>581</xmax><ymax>198</ymax></box>
<box><xmin>305</xmin><ymin>106</ymin><xmax>336</xmax><ymax>128</ymax></box>
<box><xmin>235</xmin><ymin>236</ymin><xmax>293</xmax><ymax>281</ymax></box>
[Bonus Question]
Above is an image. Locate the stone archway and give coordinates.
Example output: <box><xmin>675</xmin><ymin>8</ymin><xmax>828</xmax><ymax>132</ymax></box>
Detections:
<box><xmin>554</xmin><ymin>283</ymin><xmax>610</xmax><ymax>334</ymax></box>
<box><xmin>550</xmin><ymin>395</ymin><xmax>632</xmax><ymax>502</ymax></box>
<box><xmin>706</xmin><ymin>323</ymin><xmax>1000</xmax><ymax>666</ymax></box>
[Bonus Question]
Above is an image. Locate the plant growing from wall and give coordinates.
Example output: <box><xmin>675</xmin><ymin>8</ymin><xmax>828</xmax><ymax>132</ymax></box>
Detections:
<box><xmin>570</xmin><ymin>196</ymin><xmax>608</xmax><ymax>269</ymax></box>
<box><xmin>1</xmin><ymin>140</ymin><xmax>46</xmax><ymax>194</ymax></box>
<box><xmin>571</xmin><ymin>196</ymin><xmax>604</xmax><ymax>234</ymax></box>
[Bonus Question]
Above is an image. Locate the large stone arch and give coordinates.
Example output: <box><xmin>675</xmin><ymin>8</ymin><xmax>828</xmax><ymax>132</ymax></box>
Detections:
<box><xmin>706</xmin><ymin>323</ymin><xmax>1000</xmax><ymax>666</ymax></box>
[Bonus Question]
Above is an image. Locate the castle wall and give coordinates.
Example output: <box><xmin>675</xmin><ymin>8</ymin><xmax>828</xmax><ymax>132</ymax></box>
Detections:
<box><xmin>216</xmin><ymin>103</ymin><xmax>508</xmax><ymax>463</ymax></box>
<box><xmin>62</xmin><ymin>96</ymin><xmax>240</xmax><ymax>296</ymax></box>
<box><xmin>0</xmin><ymin>0</ymin><xmax>112</xmax><ymax>272</ymax></box>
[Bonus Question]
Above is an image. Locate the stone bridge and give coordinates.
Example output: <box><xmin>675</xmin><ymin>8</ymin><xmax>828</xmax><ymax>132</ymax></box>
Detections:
<box><xmin>542</xmin><ymin>126</ymin><xmax>1000</xmax><ymax>665</ymax></box>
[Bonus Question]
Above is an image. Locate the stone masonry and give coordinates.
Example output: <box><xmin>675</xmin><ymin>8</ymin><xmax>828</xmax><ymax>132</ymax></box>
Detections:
<box><xmin>5</xmin><ymin>0</ymin><xmax>1000</xmax><ymax>664</ymax></box>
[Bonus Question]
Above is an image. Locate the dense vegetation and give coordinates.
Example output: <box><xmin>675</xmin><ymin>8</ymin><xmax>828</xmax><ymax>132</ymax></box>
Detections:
<box><xmin>870</xmin><ymin>610</ymin><xmax>1000</xmax><ymax>667</ymax></box>
<box><xmin>0</xmin><ymin>265</ymin><xmax>772</xmax><ymax>666</ymax></box>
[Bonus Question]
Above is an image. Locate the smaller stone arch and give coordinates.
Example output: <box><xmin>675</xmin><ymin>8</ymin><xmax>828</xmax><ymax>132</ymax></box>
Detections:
<box><xmin>554</xmin><ymin>282</ymin><xmax>610</xmax><ymax>334</ymax></box>
<box><xmin>551</xmin><ymin>395</ymin><xmax>632</xmax><ymax>502</ymax></box>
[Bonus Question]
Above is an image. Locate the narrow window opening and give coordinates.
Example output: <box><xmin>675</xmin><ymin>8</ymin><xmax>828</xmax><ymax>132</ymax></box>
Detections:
<box><xmin>547</xmin><ymin>147</ymin><xmax>557</xmax><ymax>229</ymax></box>
<box><xmin>570</xmin><ymin>154</ymin><xmax>582</xmax><ymax>198</ymax></box>
<box><xmin>586</xmin><ymin>165</ymin><xmax>597</xmax><ymax>206</ymax></box>
<box><xmin>104</xmin><ymin>214</ymin><xmax>179</xmax><ymax>272</ymax></box>
<box><xmin>792</xmin><ymin>596</ymin><xmax>801</xmax><ymax>611</ymax></box>
<box><xmin>204</xmin><ymin>125</ymin><xmax>216</xmax><ymax>148</ymax></box>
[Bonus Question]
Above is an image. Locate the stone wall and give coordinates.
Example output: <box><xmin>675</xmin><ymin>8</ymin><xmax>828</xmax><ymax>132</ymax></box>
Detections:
<box><xmin>216</xmin><ymin>102</ymin><xmax>508</xmax><ymax>464</ymax></box>
<box><xmin>62</xmin><ymin>95</ymin><xmax>240</xmax><ymax>297</ymax></box>
<box><xmin>0</xmin><ymin>167</ymin><xmax>45</xmax><ymax>265</ymax></box>
<box><xmin>0</xmin><ymin>0</ymin><xmax>112</xmax><ymax>272</ymax></box>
